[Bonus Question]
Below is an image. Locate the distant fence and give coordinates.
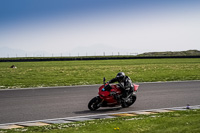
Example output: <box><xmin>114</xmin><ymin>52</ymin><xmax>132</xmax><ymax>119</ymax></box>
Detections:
<box><xmin>0</xmin><ymin>55</ymin><xmax>200</xmax><ymax>62</ymax></box>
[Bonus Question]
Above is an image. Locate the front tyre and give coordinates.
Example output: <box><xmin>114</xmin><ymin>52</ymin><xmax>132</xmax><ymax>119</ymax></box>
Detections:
<box><xmin>88</xmin><ymin>96</ymin><xmax>101</xmax><ymax>111</ymax></box>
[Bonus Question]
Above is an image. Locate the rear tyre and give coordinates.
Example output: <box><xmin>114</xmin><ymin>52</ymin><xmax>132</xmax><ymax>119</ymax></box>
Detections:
<box><xmin>88</xmin><ymin>96</ymin><xmax>101</xmax><ymax>111</ymax></box>
<box><xmin>121</xmin><ymin>94</ymin><xmax>137</xmax><ymax>108</ymax></box>
<box><xmin>128</xmin><ymin>94</ymin><xmax>137</xmax><ymax>106</ymax></box>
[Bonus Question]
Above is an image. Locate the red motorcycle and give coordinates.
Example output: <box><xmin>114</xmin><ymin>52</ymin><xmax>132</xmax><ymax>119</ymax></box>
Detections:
<box><xmin>88</xmin><ymin>78</ymin><xmax>139</xmax><ymax>111</ymax></box>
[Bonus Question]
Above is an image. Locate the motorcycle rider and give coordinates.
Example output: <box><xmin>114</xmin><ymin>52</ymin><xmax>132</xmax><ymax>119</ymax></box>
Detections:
<box><xmin>107</xmin><ymin>72</ymin><xmax>134</xmax><ymax>100</ymax></box>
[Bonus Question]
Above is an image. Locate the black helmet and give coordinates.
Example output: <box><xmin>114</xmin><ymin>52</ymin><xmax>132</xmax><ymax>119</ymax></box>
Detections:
<box><xmin>116</xmin><ymin>72</ymin><xmax>125</xmax><ymax>82</ymax></box>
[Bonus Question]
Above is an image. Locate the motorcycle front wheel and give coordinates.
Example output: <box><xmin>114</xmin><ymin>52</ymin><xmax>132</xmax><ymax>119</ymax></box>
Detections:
<box><xmin>88</xmin><ymin>96</ymin><xmax>101</xmax><ymax>111</ymax></box>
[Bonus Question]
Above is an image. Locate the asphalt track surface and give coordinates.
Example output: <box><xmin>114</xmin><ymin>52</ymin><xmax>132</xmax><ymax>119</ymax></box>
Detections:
<box><xmin>0</xmin><ymin>81</ymin><xmax>200</xmax><ymax>124</ymax></box>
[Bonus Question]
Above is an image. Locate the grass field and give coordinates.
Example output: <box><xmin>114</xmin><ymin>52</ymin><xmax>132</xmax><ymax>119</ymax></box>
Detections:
<box><xmin>1</xmin><ymin>109</ymin><xmax>200</xmax><ymax>133</ymax></box>
<box><xmin>0</xmin><ymin>58</ymin><xmax>200</xmax><ymax>89</ymax></box>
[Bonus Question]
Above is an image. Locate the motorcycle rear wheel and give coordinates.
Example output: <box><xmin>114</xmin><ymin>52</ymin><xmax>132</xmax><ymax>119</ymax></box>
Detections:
<box><xmin>121</xmin><ymin>94</ymin><xmax>137</xmax><ymax>108</ymax></box>
<box><xmin>88</xmin><ymin>96</ymin><xmax>101</xmax><ymax>111</ymax></box>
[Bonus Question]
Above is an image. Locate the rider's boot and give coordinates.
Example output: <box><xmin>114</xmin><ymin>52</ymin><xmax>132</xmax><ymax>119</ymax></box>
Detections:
<box><xmin>121</xmin><ymin>90</ymin><xmax>133</xmax><ymax>102</ymax></box>
<box><xmin>121</xmin><ymin>92</ymin><xmax>129</xmax><ymax>102</ymax></box>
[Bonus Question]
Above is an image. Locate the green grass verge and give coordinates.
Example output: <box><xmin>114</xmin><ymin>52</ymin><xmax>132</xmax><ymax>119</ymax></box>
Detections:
<box><xmin>1</xmin><ymin>109</ymin><xmax>200</xmax><ymax>133</ymax></box>
<box><xmin>0</xmin><ymin>58</ymin><xmax>200</xmax><ymax>89</ymax></box>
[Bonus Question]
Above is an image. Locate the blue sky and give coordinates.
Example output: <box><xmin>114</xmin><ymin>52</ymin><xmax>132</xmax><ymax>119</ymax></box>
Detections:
<box><xmin>0</xmin><ymin>0</ymin><xmax>200</xmax><ymax>57</ymax></box>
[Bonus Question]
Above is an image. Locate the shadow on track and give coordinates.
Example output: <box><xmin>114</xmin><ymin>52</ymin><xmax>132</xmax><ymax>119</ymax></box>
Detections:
<box><xmin>74</xmin><ymin>107</ymin><xmax>122</xmax><ymax>115</ymax></box>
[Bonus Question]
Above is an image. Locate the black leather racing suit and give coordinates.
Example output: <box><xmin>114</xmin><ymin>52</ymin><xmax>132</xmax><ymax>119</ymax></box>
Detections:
<box><xmin>108</xmin><ymin>76</ymin><xmax>134</xmax><ymax>98</ymax></box>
